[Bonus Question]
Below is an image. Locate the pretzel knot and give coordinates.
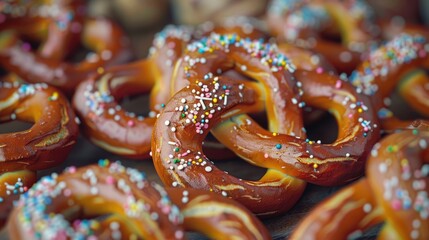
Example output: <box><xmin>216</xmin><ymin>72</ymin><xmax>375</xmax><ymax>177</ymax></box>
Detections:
<box><xmin>7</xmin><ymin>160</ymin><xmax>270</xmax><ymax>240</ymax></box>
<box><xmin>291</xmin><ymin>128</ymin><xmax>429</xmax><ymax>239</ymax></box>
<box><xmin>0</xmin><ymin>82</ymin><xmax>79</xmax><ymax>227</ymax></box>
<box><xmin>0</xmin><ymin>0</ymin><xmax>130</xmax><ymax>94</ymax></box>
<box><xmin>349</xmin><ymin>33</ymin><xmax>429</xmax><ymax>131</ymax></box>
<box><xmin>152</xmin><ymin>34</ymin><xmax>379</xmax><ymax>215</ymax></box>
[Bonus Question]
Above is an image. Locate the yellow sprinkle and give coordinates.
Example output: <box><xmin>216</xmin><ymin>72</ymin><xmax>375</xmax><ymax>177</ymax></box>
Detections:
<box><xmin>91</xmin><ymin>221</ymin><xmax>100</xmax><ymax>229</ymax></box>
<box><xmin>313</xmin><ymin>163</ymin><xmax>318</xmax><ymax>169</ymax></box>
<box><xmin>272</xmin><ymin>132</ymin><xmax>278</xmax><ymax>136</ymax></box>
<box><xmin>192</xmin><ymin>161</ymin><xmax>196</xmax><ymax>164</ymax></box>
<box><xmin>198</xmin><ymin>158</ymin><xmax>202</xmax><ymax>162</ymax></box>
<box><xmin>400</xmin><ymin>158</ymin><xmax>408</xmax><ymax>166</ymax></box>
<box><xmin>97</xmin><ymin>67</ymin><xmax>104</xmax><ymax>74</ymax></box>
<box><xmin>50</xmin><ymin>92</ymin><xmax>58</xmax><ymax>101</ymax></box>
<box><xmin>213</xmin><ymin>98</ymin><xmax>218</xmax><ymax>103</ymax></box>
<box><xmin>358</xmin><ymin>108</ymin><xmax>363</xmax><ymax>113</ymax></box>
<box><xmin>309</xmin><ymin>141</ymin><xmax>313</xmax><ymax>144</ymax></box>
<box><xmin>193</xmin><ymin>115</ymin><xmax>197</xmax><ymax>119</ymax></box>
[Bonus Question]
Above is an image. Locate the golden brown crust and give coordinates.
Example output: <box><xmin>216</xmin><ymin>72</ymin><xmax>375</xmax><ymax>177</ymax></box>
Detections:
<box><xmin>0</xmin><ymin>82</ymin><xmax>79</xmax><ymax>172</ymax></box>
<box><xmin>291</xmin><ymin>128</ymin><xmax>429</xmax><ymax>239</ymax></box>
<box><xmin>349</xmin><ymin>33</ymin><xmax>429</xmax><ymax>131</ymax></box>
<box><xmin>7</xmin><ymin>161</ymin><xmax>270</xmax><ymax>239</ymax></box>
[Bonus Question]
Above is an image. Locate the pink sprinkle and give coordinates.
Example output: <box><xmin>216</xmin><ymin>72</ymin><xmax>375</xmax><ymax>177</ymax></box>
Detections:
<box><xmin>68</xmin><ymin>166</ymin><xmax>77</xmax><ymax>173</ymax></box>
<box><xmin>105</xmin><ymin>176</ymin><xmax>115</xmax><ymax>185</ymax></box>
<box><xmin>391</xmin><ymin>199</ymin><xmax>402</xmax><ymax>210</ymax></box>
<box><xmin>348</xmin><ymin>114</ymin><xmax>353</xmax><ymax>118</ymax></box>
<box><xmin>364</xmin><ymin>127</ymin><xmax>368</xmax><ymax>131</ymax></box>
<box><xmin>316</xmin><ymin>67</ymin><xmax>323</xmax><ymax>74</ymax></box>
<box><xmin>419</xmin><ymin>50</ymin><xmax>427</xmax><ymax>58</ymax></box>
<box><xmin>63</xmin><ymin>189</ymin><xmax>72</xmax><ymax>197</ymax></box>
<box><xmin>208</xmin><ymin>114</ymin><xmax>213</xmax><ymax>118</ymax></box>
<box><xmin>167</xmin><ymin>42</ymin><xmax>176</xmax><ymax>48</ymax></box>
<box><xmin>204</xmin><ymin>124</ymin><xmax>209</xmax><ymax>129</ymax></box>
<box><xmin>162</xmin><ymin>205</ymin><xmax>171</xmax><ymax>214</ymax></box>
<box><xmin>264</xmin><ymin>153</ymin><xmax>268</xmax><ymax>158</ymax></box>
<box><xmin>88</xmin><ymin>236</ymin><xmax>98</xmax><ymax>240</ymax></box>
<box><xmin>127</xmin><ymin>120</ymin><xmax>135</xmax><ymax>127</ymax></box>
<box><xmin>335</xmin><ymin>80</ymin><xmax>342</xmax><ymax>89</ymax></box>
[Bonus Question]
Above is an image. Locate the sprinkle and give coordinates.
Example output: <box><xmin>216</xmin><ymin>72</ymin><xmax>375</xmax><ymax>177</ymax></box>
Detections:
<box><xmin>275</xmin><ymin>144</ymin><xmax>282</xmax><ymax>149</ymax></box>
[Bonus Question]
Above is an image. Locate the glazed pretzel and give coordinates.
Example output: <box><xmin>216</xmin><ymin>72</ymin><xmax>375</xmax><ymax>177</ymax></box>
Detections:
<box><xmin>168</xmin><ymin>33</ymin><xmax>379</xmax><ymax>187</ymax></box>
<box><xmin>153</xmin><ymin>34</ymin><xmax>316</xmax><ymax>215</ymax></box>
<box><xmin>291</xmin><ymin>128</ymin><xmax>429</xmax><ymax>239</ymax></box>
<box><xmin>349</xmin><ymin>33</ymin><xmax>429</xmax><ymax>131</ymax></box>
<box><xmin>7</xmin><ymin>160</ymin><xmax>270</xmax><ymax>240</ymax></box>
<box><xmin>0</xmin><ymin>2</ymin><xmax>130</xmax><ymax>94</ymax></box>
<box><xmin>267</xmin><ymin>0</ymin><xmax>377</xmax><ymax>74</ymax></box>
<box><xmin>0</xmin><ymin>82</ymin><xmax>79</xmax><ymax>227</ymax></box>
<box><xmin>0</xmin><ymin>0</ymin><xmax>85</xmax><ymax>61</ymax></box>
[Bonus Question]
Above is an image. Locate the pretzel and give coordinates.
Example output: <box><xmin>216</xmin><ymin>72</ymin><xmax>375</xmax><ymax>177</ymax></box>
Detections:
<box><xmin>0</xmin><ymin>82</ymin><xmax>79</xmax><ymax>227</ymax></box>
<box><xmin>7</xmin><ymin>160</ymin><xmax>270</xmax><ymax>240</ymax></box>
<box><xmin>0</xmin><ymin>12</ymin><xmax>130</xmax><ymax>94</ymax></box>
<box><xmin>153</xmin><ymin>34</ymin><xmax>314</xmax><ymax>215</ymax></box>
<box><xmin>349</xmin><ymin>33</ymin><xmax>429</xmax><ymax>131</ymax></box>
<box><xmin>0</xmin><ymin>0</ymin><xmax>85</xmax><ymax>61</ymax></box>
<box><xmin>291</xmin><ymin>128</ymin><xmax>429</xmax><ymax>239</ymax></box>
<box><xmin>267</xmin><ymin>0</ymin><xmax>378</xmax><ymax>74</ymax></box>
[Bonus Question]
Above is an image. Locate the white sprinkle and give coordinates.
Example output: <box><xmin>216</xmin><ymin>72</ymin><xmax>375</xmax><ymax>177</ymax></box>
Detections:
<box><xmin>205</xmin><ymin>166</ymin><xmax>212</xmax><ymax>172</ymax></box>
<box><xmin>164</xmin><ymin>120</ymin><xmax>170</xmax><ymax>126</ymax></box>
<box><xmin>363</xmin><ymin>203</ymin><xmax>372</xmax><ymax>213</ymax></box>
<box><xmin>379</xmin><ymin>163</ymin><xmax>387</xmax><ymax>173</ymax></box>
<box><xmin>171</xmin><ymin>127</ymin><xmax>176</xmax><ymax>132</ymax></box>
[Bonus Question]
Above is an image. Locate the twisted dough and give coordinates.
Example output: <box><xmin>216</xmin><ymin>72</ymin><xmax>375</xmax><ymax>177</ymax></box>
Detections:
<box><xmin>7</xmin><ymin>160</ymin><xmax>270</xmax><ymax>240</ymax></box>
<box><xmin>349</xmin><ymin>33</ymin><xmax>429</xmax><ymax>130</ymax></box>
<box><xmin>0</xmin><ymin>0</ymin><xmax>130</xmax><ymax>94</ymax></box>
<box><xmin>0</xmin><ymin>82</ymin><xmax>79</xmax><ymax>227</ymax></box>
<box><xmin>291</xmin><ymin>127</ymin><xmax>429</xmax><ymax>239</ymax></box>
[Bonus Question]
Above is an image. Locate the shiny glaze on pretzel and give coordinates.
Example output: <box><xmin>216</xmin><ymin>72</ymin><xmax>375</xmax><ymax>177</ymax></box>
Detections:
<box><xmin>7</xmin><ymin>160</ymin><xmax>270</xmax><ymax>240</ymax></box>
<box><xmin>153</xmin><ymin>34</ymin><xmax>309</xmax><ymax>215</ymax></box>
<box><xmin>0</xmin><ymin>17</ymin><xmax>130</xmax><ymax>94</ymax></box>
<box><xmin>0</xmin><ymin>82</ymin><xmax>78</xmax><ymax>172</ymax></box>
<box><xmin>267</xmin><ymin>0</ymin><xmax>378</xmax><ymax>74</ymax></box>
<box><xmin>0</xmin><ymin>0</ymin><xmax>85</xmax><ymax>61</ymax></box>
<box><xmin>349</xmin><ymin>33</ymin><xmax>429</xmax><ymax>131</ymax></box>
<box><xmin>291</xmin><ymin>128</ymin><xmax>429</xmax><ymax>239</ymax></box>
<box><xmin>0</xmin><ymin>82</ymin><xmax>78</xmax><ymax>227</ymax></box>
<box><xmin>213</xmin><ymin>70</ymin><xmax>380</xmax><ymax>186</ymax></box>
